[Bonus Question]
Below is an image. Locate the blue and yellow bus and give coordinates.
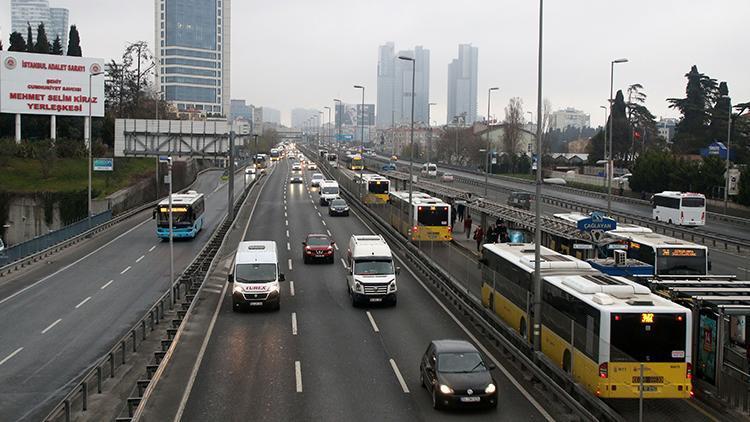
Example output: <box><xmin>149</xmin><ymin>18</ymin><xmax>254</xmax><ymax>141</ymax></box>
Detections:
<box><xmin>155</xmin><ymin>191</ymin><xmax>205</xmax><ymax>239</ymax></box>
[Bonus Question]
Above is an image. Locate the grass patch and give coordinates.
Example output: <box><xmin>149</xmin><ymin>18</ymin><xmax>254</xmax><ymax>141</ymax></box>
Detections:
<box><xmin>0</xmin><ymin>157</ymin><xmax>155</xmax><ymax>197</ymax></box>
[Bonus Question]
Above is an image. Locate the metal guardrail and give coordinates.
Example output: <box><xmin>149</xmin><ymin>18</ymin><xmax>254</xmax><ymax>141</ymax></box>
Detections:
<box><xmin>0</xmin><ymin>167</ymin><xmax>231</xmax><ymax>279</ymax></box>
<box><xmin>41</xmin><ymin>172</ymin><xmax>259</xmax><ymax>422</ymax></box>
<box><xmin>306</xmin><ymin>146</ymin><xmax>621</xmax><ymax>422</ymax></box>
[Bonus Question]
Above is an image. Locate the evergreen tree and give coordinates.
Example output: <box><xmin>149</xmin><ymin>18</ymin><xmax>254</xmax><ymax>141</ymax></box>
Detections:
<box><xmin>26</xmin><ymin>23</ymin><xmax>34</xmax><ymax>52</ymax></box>
<box><xmin>738</xmin><ymin>171</ymin><xmax>750</xmax><ymax>206</ymax></box>
<box><xmin>67</xmin><ymin>25</ymin><xmax>82</xmax><ymax>56</ymax></box>
<box><xmin>34</xmin><ymin>23</ymin><xmax>51</xmax><ymax>54</ymax></box>
<box><xmin>588</xmin><ymin>90</ymin><xmax>629</xmax><ymax>163</ymax></box>
<box><xmin>9</xmin><ymin>31</ymin><xmax>27</xmax><ymax>52</ymax></box>
<box><xmin>668</xmin><ymin>65</ymin><xmax>718</xmax><ymax>154</ymax></box>
<box><xmin>708</xmin><ymin>82</ymin><xmax>731</xmax><ymax>144</ymax></box>
<box><xmin>51</xmin><ymin>35</ymin><xmax>63</xmax><ymax>55</ymax></box>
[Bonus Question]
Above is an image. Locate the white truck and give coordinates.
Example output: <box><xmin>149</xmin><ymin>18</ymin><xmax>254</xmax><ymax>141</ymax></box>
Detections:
<box><xmin>346</xmin><ymin>235</ymin><xmax>398</xmax><ymax>307</ymax></box>
<box><xmin>318</xmin><ymin>180</ymin><xmax>340</xmax><ymax>206</ymax></box>
<box><xmin>229</xmin><ymin>241</ymin><xmax>285</xmax><ymax>311</ymax></box>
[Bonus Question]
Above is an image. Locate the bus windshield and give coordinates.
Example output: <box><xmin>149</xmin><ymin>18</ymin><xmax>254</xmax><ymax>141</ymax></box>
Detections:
<box><xmin>657</xmin><ymin>248</ymin><xmax>706</xmax><ymax>275</ymax></box>
<box><xmin>682</xmin><ymin>197</ymin><xmax>705</xmax><ymax>207</ymax></box>
<box><xmin>418</xmin><ymin>206</ymin><xmax>449</xmax><ymax>226</ymax></box>
<box><xmin>368</xmin><ymin>181</ymin><xmax>388</xmax><ymax>194</ymax></box>
<box><xmin>610</xmin><ymin>313</ymin><xmax>687</xmax><ymax>362</ymax></box>
<box><xmin>234</xmin><ymin>263</ymin><xmax>277</xmax><ymax>283</ymax></box>
<box><xmin>157</xmin><ymin>210</ymin><xmax>192</xmax><ymax>228</ymax></box>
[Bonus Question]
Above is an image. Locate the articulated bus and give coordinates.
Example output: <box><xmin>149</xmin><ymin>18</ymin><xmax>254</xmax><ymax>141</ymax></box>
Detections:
<box><xmin>387</xmin><ymin>191</ymin><xmax>452</xmax><ymax>241</ymax></box>
<box><xmin>480</xmin><ymin>243</ymin><xmax>692</xmax><ymax>399</ymax></box>
<box><xmin>349</xmin><ymin>154</ymin><xmax>364</xmax><ymax>171</ymax></box>
<box><xmin>155</xmin><ymin>191</ymin><xmax>205</xmax><ymax>239</ymax></box>
<box><xmin>605</xmin><ymin>230</ymin><xmax>709</xmax><ymax>276</ymax></box>
<box><xmin>361</xmin><ymin>174</ymin><xmax>390</xmax><ymax>204</ymax></box>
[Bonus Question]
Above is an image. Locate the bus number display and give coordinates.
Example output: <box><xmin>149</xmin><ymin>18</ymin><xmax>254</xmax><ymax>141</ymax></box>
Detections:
<box><xmin>660</xmin><ymin>249</ymin><xmax>698</xmax><ymax>257</ymax></box>
<box><xmin>641</xmin><ymin>313</ymin><xmax>655</xmax><ymax>324</ymax></box>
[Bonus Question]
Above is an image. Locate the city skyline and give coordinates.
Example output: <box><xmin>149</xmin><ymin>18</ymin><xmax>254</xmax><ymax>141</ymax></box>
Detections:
<box><xmin>1</xmin><ymin>0</ymin><xmax>748</xmax><ymax>127</ymax></box>
<box><xmin>10</xmin><ymin>0</ymin><xmax>69</xmax><ymax>51</ymax></box>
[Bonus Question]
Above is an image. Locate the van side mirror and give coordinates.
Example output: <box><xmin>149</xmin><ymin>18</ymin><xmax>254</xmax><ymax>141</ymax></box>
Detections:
<box><xmin>488</xmin><ymin>363</ymin><xmax>496</xmax><ymax>370</ymax></box>
<box><xmin>279</xmin><ymin>273</ymin><xmax>286</xmax><ymax>282</ymax></box>
<box><xmin>302</xmin><ymin>242</ymin><xmax>307</xmax><ymax>246</ymax></box>
<box><xmin>708</xmin><ymin>261</ymin><xmax>712</xmax><ymax>272</ymax></box>
<box><xmin>152</xmin><ymin>210</ymin><xmax>156</xmax><ymax>220</ymax></box>
<box><xmin>227</xmin><ymin>273</ymin><xmax>233</xmax><ymax>283</ymax></box>
<box><xmin>331</xmin><ymin>241</ymin><xmax>336</xmax><ymax>246</ymax></box>
<box><xmin>395</xmin><ymin>266</ymin><xmax>401</xmax><ymax>275</ymax></box>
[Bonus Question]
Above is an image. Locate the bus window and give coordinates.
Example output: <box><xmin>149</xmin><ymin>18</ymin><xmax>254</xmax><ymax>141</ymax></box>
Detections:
<box><xmin>417</xmin><ymin>206</ymin><xmax>449</xmax><ymax>226</ymax></box>
<box><xmin>369</xmin><ymin>181</ymin><xmax>388</xmax><ymax>194</ymax></box>
<box><xmin>610</xmin><ymin>313</ymin><xmax>687</xmax><ymax>362</ymax></box>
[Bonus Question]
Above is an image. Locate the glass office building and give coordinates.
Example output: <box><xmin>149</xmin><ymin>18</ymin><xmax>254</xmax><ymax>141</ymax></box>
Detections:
<box><xmin>156</xmin><ymin>0</ymin><xmax>231</xmax><ymax>116</ymax></box>
<box><xmin>11</xmin><ymin>0</ymin><xmax>69</xmax><ymax>50</ymax></box>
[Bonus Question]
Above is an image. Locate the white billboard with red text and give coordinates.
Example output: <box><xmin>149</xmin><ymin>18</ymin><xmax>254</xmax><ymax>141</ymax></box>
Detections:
<box><xmin>0</xmin><ymin>51</ymin><xmax>105</xmax><ymax>117</ymax></box>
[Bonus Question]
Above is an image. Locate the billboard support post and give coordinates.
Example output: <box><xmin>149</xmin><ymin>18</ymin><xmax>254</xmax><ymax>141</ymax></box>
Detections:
<box><xmin>15</xmin><ymin>114</ymin><xmax>21</xmax><ymax>143</ymax></box>
<box><xmin>50</xmin><ymin>115</ymin><xmax>56</xmax><ymax>141</ymax></box>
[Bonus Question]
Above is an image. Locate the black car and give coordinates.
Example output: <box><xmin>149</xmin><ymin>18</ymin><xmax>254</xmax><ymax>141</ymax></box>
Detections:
<box><xmin>290</xmin><ymin>174</ymin><xmax>304</xmax><ymax>183</ymax></box>
<box><xmin>328</xmin><ymin>198</ymin><xmax>350</xmax><ymax>216</ymax></box>
<box><xmin>420</xmin><ymin>340</ymin><xmax>497</xmax><ymax>410</ymax></box>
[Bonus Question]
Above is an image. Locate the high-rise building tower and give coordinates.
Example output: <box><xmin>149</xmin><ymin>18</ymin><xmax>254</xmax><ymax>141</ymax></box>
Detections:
<box><xmin>376</xmin><ymin>42</ymin><xmax>430</xmax><ymax>128</ymax></box>
<box><xmin>11</xmin><ymin>0</ymin><xmax>69</xmax><ymax>50</ymax></box>
<box><xmin>447</xmin><ymin>44</ymin><xmax>478</xmax><ymax>124</ymax></box>
<box><xmin>156</xmin><ymin>0</ymin><xmax>231</xmax><ymax>116</ymax></box>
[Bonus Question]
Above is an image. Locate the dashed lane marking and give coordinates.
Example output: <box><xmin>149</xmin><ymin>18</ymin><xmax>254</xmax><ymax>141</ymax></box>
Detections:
<box><xmin>75</xmin><ymin>296</ymin><xmax>92</xmax><ymax>309</ymax></box>
<box><xmin>120</xmin><ymin>266</ymin><xmax>131</xmax><ymax>275</ymax></box>
<box><xmin>288</xmin><ymin>258</ymin><xmax>293</xmax><ymax>271</ymax></box>
<box><xmin>0</xmin><ymin>347</ymin><xmax>23</xmax><ymax>366</ymax></box>
<box><xmin>292</xmin><ymin>312</ymin><xmax>298</xmax><ymax>335</ymax></box>
<box><xmin>149</xmin><ymin>245</ymin><xmax>157</xmax><ymax>252</ymax></box>
<box><xmin>100</xmin><ymin>280</ymin><xmax>114</xmax><ymax>290</ymax></box>
<box><xmin>389</xmin><ymin>359</ymin><xmax>410</xmax><ymax>393</ymax></box>
<box><xmin>287</xmin><ymin>242</ymin><xmax>291</xmax><ymax>251</ymax></box>
<box><xmin>290</xmin><ymin>281</ymin><xmax>295</xmax><ymax>296</ymax></box>
<box><xmin>340</xmin><ymin>258</ymin><xmax>347</xmax><ymax>268</ymax></box>
<box><xmin>326</xmin><ymin>230</ymin><xmax>332</xmax><ymax>236</ymax></box>
<box><xmin>41</xmin><ymin>318</ymin><xmax>62</xmax><ymax>334</ymax></box>
<box><xmin>136</xmin><ymin>255</ymin><xmax>145</xmax><ymax>263</ymax></box>
<box><xmin>295</xmin><ymin>361</ymin><xmax>303</xmax><ymax>392</ymax></box>
<box><xmin>366</xmin><ymin>311</ymin><xmax>380</xmax><ymax>333</ymax></box>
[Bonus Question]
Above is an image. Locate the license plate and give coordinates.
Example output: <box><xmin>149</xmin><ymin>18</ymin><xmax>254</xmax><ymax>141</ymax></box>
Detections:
<box><xmin>639</xmin><ymin>386</ymin><xmax>657</xmax><ymax>392</ymax></box>
<box><xmin>249</xmin><ymin>302</ymin><xmax>263</xmax><ymax>306</ymax></box>
<box><xmin>369</xmin><ymin>298</ymin><xmax>383</xmax><ymax>302</ymax></box>
<box><xmin>460</xmin><ymin>397</ymin><xmax>480</xmax><ymax>402</ymax></box>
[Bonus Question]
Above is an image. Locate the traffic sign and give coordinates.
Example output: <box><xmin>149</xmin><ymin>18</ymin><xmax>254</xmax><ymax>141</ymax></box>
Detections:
<box><xmin>576</xmin><ymin>211</ymin><xmax>617</xmax><ymax>232</ymax></box>
<box><xmin>336</xmin><ymin>134</ymin><xmax>353</xmax><ymax>142</ymax></box>
<box><xmin>93</xmin><ymin>158</ymin><xmax>113</xmax><ymax>171</ymax></box>
<box><xmin>573</xmin><ymin>243</ymin><xmax>594</xmax><ymax>250</ymax></box>
<box><xmin>159</xmin><ymin>155</ymin><xmax>171</xmax><ymax>163</ymax></box>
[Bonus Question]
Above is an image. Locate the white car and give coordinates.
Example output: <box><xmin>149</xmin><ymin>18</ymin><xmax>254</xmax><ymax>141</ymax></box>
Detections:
<box><xmin>308</xmin><ymin>163</ymin><xmax>317</xmax><ymax>170</ymax></box>
<box><xmin>440</xmin><ymin>173</ymin><xmax>454</xmax><ymax>182</ymax></box>
<box><xmin>310</xmin><ymin>173</ymin><xmax>325</xmax><ymax>187</ymax></box>
<box><xmin>245</xmin><ymin>167</ymin><xmax>256</xmax><ymax>175</ymax></box>
<box><xmin>291</xmin><ymin>163</ymin><xmax>302</xmax><ymax>171</ymax></box>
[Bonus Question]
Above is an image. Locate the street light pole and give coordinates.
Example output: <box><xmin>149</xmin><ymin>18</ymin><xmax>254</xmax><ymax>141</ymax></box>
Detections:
<box><xmin>354</xmin><ymin>85</ymin><xmax>366</xmax><ymax>191</ymax></box>
<box><xmin>600</xmin><ymin>105</ymin><xmax>608</xmax><ymax>189</ymax></box>
<box><xmin>724</xmin><ymin>95</ymin><xmax>732</xmax><ymax>214</ymax></box>
<box><xmin>87</xmin><ymin>71</ymin><xmax>104</xmax><ymax>225</ymax></box>
<box><xmin>485</xmin><ymin>87</ymin><xmax>499</xmax><ymax>197</ymax></box>
<box><xmin>398</xmin><ymin>56</ymin><xmax>416</xmax><ymax>239</ymax></box>
<box><xmin>532</xmin><ymin>0</ymin><xmax>544</xmax><ymax>353</ymax></box>
<box><xmin>428</xmin><ymin>102</ymin><xmax>436</xmax><ymax>163</ymax></box>
<box><xmin>608</xmin><ymin>58</ymin><xmax>628</xmax><ymax>216</ymax></box>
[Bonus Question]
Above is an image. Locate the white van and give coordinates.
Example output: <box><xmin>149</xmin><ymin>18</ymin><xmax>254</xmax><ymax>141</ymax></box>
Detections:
<box><xmin>229</xmin><ymin>241</ymin><xmax>285</xmax><ymax>311</ymax></box>
<box><xmin>319</xmin><ymin>180</ymin><xmax>340</xmax><ymax>206</ymax></box>
<box><xmin>346</xmin><ymin>235</ymin><xmax>398</xmax><ymax>306</ymax></box>
<box><xmin>421</xmin><ymin>162</ymin><xmax>437</xmax><ymax>177</ymax></box>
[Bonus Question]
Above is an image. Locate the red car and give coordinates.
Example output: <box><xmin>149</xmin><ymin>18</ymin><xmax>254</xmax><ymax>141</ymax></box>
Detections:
<box><xmin>302</xmin><ymin>234</ymin><xmax>335</xmax><ymax>264</ymax></box>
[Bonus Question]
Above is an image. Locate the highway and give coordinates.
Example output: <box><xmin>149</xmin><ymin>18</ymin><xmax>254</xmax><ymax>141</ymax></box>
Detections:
<box><xmin>371</xmin><ymin>154</ymin><xmax>750</xmax><ymax>242</ymax></box>
<box><xmin>0</xmin><ymin>168</ymin><xmax>248</xmax><ymax>422</ymax></box>
<box><xmin>150</xmin><ymin>157</ymin><xmax>553</xmax><ymax>421</ymax></box>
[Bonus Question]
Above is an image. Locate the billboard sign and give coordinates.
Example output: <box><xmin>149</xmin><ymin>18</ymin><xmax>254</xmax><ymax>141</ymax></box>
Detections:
<box><xmin>0</xmin><ymin>51</ymin><xmax>105</xmax><ymax>117</ymax></box>
<box><xmin>93</xmin><ymin>158</ymin><xmax>113</xmax><ymax>171</ymax></box>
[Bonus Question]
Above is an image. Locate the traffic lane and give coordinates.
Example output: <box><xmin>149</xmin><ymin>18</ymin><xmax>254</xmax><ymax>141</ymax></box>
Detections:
<box><xmin>0</xmin><ymin>170</ymin><xmax>248</xmax><ymax>421</ymax></box>
<box><xmin>320</xmin><ymin>199</ymin><xmax>548</xmax><ymax>420</ymax></box>
<box><xmin>286</xmin><ymin>178</ymin><xmax>419</xmax><ymax>420</ymax></box>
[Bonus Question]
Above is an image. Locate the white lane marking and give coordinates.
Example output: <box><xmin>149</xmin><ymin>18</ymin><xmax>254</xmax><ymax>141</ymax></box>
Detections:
<box><xmin>290</xmin><ymin>281</ymin><xmax>295</xmax><ymax>296</ymax></box>
<box><xmin>334</xmin><ymin>243</ymin><xmax>339</xmax><ymax>251</ymax></box>
<box><xmin>317</xmin><ymin>212</ymin><xmax>322</xmax><ymax>217</ymax></box>
<box><xmin>286</xmin><ymin>220</ymin><xmax>289</xmax><ymax>226</ymax></box>
<box><xmin>352</xmin><ymin>199</ymin><xmax>555</xmax><ymax>421</ymax></box>
<box><xmin>120</xmin><ymin>266</ymin><xmax>132</xmax><ymax>275</ymax></box>
<box><xmin>149</xmin><ymin>245</ymin><xmax>157</xmax><ymax>252</ymax></box>
<box><xmin>366</xmin><ymin>311</ymin><xmax>380</xmax><ymax>333</ymax></box>
<box><xmin>322</xmin><ymin>220</ymin><xmax>327</xmax><ymax>226</ymax></box>
<box><xmin>340</xmin><ymin>258</ymin><xmax>347</xmax><ymax>268</ymax></box>
<box><xmin>284</xmin><ymin>205</ymin><xmax>287</xmax><ymax>211</ymax></box>
<box><xmin>326</xmin><ymin>230</ymin><xmax>332</xmax><ymax>237</ymax></box>
<box><xmin>288</xmin><ymin>258</ymin><xmax>293</xmax><ymax>271</ymax></box>
<box><xmin>41</xmin><ymin>318</ymin><xmax>62</xmax><ymax>334</ymax></box>
<box><xmin>291</xmin><ymin>312</ymin><xmax>298</xmax><ymax>335</ymax></box>
<box><xmin>295</xmin><ymin>361</ymin><xmax>303</xmax><ymax>392</ymax></box>
<box><xmin>0</xmin><ymin>218</ymin><xmax>151</xmax><ymax>306</ymax></box>
<box><xmin>285</xmin><ymin>212</ymin><xmax>288</xmax><ymax>218</ymax></box>
<box><xmin>287</xmin><ymin>242</ymin><xmax>291</xmax><ymax>251</ymax></box>
<box><xmin>389</xmin><ymin>359</ymin><xmax>410</xmax><ymax>393</ymax></box>
<box><xmin>0</xmin><ymin>347</ymin><xmax>23</xmax><ymax>366</ymax></box>
<box><xmin>286</xmin><ymin>230</ymin><xmax>290</xmax><ymax>238</ymax></box>
<box><xmin>136</xmin><ymin>255</ymin><xmax>145</xmax><ymax>263</ymax></box>
<box><xmin>100</xmin><ymin>279</ymin><xmax>114</xmax><ymax>290</ymax></box>
<box><xmin>75</xmin><ymin>296</ymin><xmax>92</xmax><ymax>309</ymax></box>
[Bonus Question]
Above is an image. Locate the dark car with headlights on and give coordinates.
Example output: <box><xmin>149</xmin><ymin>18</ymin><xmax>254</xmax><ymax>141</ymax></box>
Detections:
<box><xmin>302</xmin><ymin>234</ymin><xmax>335</xmax><ymax>264</ymax></box>
<box><xmin>420</xmin><ymin>340</ymin><xmax>497</xmax><ymax>410</ymax></box>
<box><xmin>328</xmin><ymin>198</ymin><xmax>350</xmax><ymax>216</ymax></box>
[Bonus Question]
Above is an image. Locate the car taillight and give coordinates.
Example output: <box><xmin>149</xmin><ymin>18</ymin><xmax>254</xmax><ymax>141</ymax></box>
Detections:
<box><xmin>687</xmin><ymin>363</ymin><xmax>692</xmax><ymax>379</ymax></box>
<box><xmin>599</xmin><ymin>362</ymin><xmax>608</xmax><ymax>379</ymax></box>
<box><xmin>412</xmin><ymin>226</ymin><xmax>418</xmax><ymax>232</ymax></box>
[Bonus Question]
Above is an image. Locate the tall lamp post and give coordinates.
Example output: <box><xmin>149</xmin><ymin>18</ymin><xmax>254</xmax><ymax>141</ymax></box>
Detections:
<box><xmin>427</xmin><ymin>102</ymin><xmax>436</xmax><ymax>162</ymax></box>
<box><xmin>87</xmin><ymin>71</ymin><xmax>104</xmax><ymax>225</ymax></box>
<box><xmin>398</xmin><ymin>55</ymin><xmax>416</xmax><ymax>238</ymax></box>
<box><xmin>333</xmin><ymin>99</ymin><xmax>343</xmax><ymax>147</ymax></box>
<box><xmin>532</xmin><ymin>0</ymin><xmax>544</xmax><ymax>353</ymax></box>
<box><xmin>485</xmin><ymin>87</ymin><xmax>499</xmax><ymax>197</ymax></box>
<box><xmin>723</xmin><ymin>95</ymin><xmax>732</xmax><ymax>214</ymax></box>
<box><xmin>607</xmin><ymin>58</ymin><xmax>628</xmax><ymax>216</ymax></box>
<box><xmin>354</xmin><ymin>85</ymin><xmax>366</xmax><ymax>190</ymax></box>
<box><xmin>324</xmin><ymin>106</ymin><xmax>331</xmax><ymax>147</ymax></box>
<box><xmin>600</xmin><ymin>105</ymin><xmax>608</xmax><ymax>190</ymax></box>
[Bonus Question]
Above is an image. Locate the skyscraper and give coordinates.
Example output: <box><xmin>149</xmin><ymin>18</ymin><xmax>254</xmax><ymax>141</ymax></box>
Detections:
<box><xmin>156</xmin><ymin>0</ymin><xmax>231</xmax><ymax>116</ymax></box>
<box><xmin>376</xmin><ymin>43</ymin><xmax>430</xmax><ymax>128</ymax></box>
<box><xmin>447</xmin><ymin>44</ymin><xmax>478</xmax><ymax>124</ymax></box>
<box><xmin>11</xmin><ymin>0</ymin><xmax>69</xmax><ymax>50</ymax></box>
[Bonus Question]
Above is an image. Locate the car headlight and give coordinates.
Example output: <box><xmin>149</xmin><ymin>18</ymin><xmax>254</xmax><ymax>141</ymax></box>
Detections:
<box><xmin>233</xmin><ymin>285</ymin><xmax>244</xmax><ymax>294</ymax></box>
<box><xmin>439</xmin><ymin>384</ymin><xmax>453</xmax><ymax>395</ymax></box>
<box><xmin>268</xmin><ymin>282</ymin><xmax>280</xmax><ymax>292</ymax></box>
<box><xmin>388</xmin><ymin>281</ymin><xmax>397</xmax><ymax>292</ymax></box>
<box><xmin>485</xmin><ymin>383</ymin><xmax>496</xmax><ymax>394</ymax></box>
<box><xmin>354</xmin><ymin>282</ymin><xmax>362</xmax><ymax>292</ymax></box>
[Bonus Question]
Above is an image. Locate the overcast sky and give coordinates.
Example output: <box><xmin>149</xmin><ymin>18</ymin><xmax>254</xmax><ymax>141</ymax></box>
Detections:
<box><xmin>3</xmin><ymin>0</ymin><xmax>748</xmax><ymax>127</ymax></box>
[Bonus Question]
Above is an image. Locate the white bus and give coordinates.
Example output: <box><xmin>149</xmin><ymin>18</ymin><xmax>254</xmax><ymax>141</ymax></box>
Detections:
<box><xmin>606</xmin><ymin>230</ymin><xmax>709</xmax><ymax>276</ymax></box>
<box><xmin>480</xmin><ymin>243</ymin><xmax>692</xmax><ymax>399</ymax></box>
<box><xmin>651</xmin><ymin>191</ymin><xmax>705</xmax><ymax>226</ymax></box>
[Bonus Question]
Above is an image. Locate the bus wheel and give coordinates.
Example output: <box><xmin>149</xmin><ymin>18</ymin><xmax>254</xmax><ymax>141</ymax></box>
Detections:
<box><xmin>519</xmin><ymin>317</ymin><xmax>527</xmax><ymax>339</ymax></box>
<box><xmin>563</xmin><ymin>350</ymin><xmax>571</xmax><ymax>373</ymax></box>
<box><xmin>668</xmin><ymin>219</ymin><xmax>673</xmax><ymax>225</ymax></box>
